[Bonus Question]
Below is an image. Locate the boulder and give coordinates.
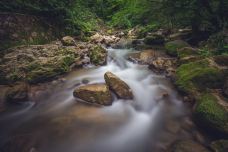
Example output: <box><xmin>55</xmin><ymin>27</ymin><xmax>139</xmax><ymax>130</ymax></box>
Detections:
<box><xmin>165</xmin><ymin>40</ymin><xmax>190</xmax><ymax>56</ymax></box>
<box><xmin>211</xmin><ymin>140</ymin><xmax>228</xmax><ymax>152</ymax></box>
<box><xmin>61</xmin><ymin>36</ymin><xmax>75</xmax><ymax>46</ymax></box>
<box><xmin>89</xmin><ymin>45</ymin><xmax>107</xmax><ymax>65</ymax></box>
<box><xmin>5</xmin><ymin>82</ymin><xmax>29</xmax><ymax>102</ymax></box>
<box><xmin>194</xmin><ymin>93</ymin><xmax>228</xmax><ymax>135</ymax></box>
<box><xmin>128</xmin><ymin>49</ymin><xmax>166</xmax><ymax>64</ymax></box>
<box><xmin>143</xmin><ymin>34</ymin><xmax>165</xmax><ymax>45</ymax></box>
<box><xmin>175</xmin><ymin>59</ymin><xmax>224</xmax><ymax>94</ymax></box>
<box><xmin>177</xmin><ymin>47</ymin><xmax>199</xmax><ymax>58</ymax></box>
<box><xmin>171</xmin><ymin>140</ymin><xmax>210</xmax><ymax>152</ymax></box>
<box><xmin>104</xmin><ymin>72</ymin><xmax>133</xmax><ymax>100</ymax></box>
<box><xmin>148</xmin><ymin>57</ymin><xmax>176</xmax><ymax>77</ymax></box>
<box><xmin>73</xmin><ymin>84</ymin><xmax>113</xmax><ymax>106</ymax></box>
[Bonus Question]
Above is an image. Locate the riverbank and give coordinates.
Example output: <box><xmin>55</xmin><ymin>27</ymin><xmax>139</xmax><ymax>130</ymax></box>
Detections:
<box><xmin>0</xmin><ymin>27</ymin><xmax>227</xmax><ymax>152</ymax></box>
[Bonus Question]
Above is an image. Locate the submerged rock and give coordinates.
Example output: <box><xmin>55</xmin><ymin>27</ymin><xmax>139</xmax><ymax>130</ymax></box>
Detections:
<box><xmin>73</xmin><ymin>84</ymin><xmax>113</xmax><ymax>106</ymax></box>
<box><xmin>165</xmin><ymin>40</ymin><xmax>190</xmax><ymax>56</ymax></box>
<box><xmin>61</xmin><ymin>36</ymin><xmax>75</xmax><ymax>46</ymax></box>
<box><xmin>104</xmin><ymin>72</ymin><xmax>133</xmax><ymax>100</ymax></box>
<box><xmin>5</xmin><ymin>82</ymin><xmax>29</xmax><ymax>103</ymax></box>
<box><xmin>171</xmin><ymin>140</ymin><xmax>210</xmax><ymax>152</ymax></box>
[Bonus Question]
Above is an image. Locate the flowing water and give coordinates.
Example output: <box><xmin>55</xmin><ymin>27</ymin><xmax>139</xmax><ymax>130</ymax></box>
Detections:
<box><xmin>0</xmin><ymin>48</ymin><xmax>201</xmax><ymax>152</ymax></box>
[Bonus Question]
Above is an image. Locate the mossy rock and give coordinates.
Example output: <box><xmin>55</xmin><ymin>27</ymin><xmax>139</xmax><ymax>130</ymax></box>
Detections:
<box><xmin>89</xmin><ymin>45</ymin><xmax>107</xmax><ymax>65</ymax></box>
<box><xmin>211</xmin><ymin>140</ymin><xmax>228</xmax><ymax>152</ymax></box>
<box><xmin>194</xmin><ymin>93</ymin><xmax>228</xmax><ymax>135</ymax></box>
<box><xmin>144</xmin><ymin>35</ymin><xmax>165</xmax><ymax>45</ymax></box>
<box><xmin>177</xmin><ymin>47</ymin><xmax>199</xmax><ymax>58</ymax></box>
<box><xmin>165</xmin><ymin>40</ymin><xmax>190</xmax><ymax>56</ymax></box>
<box><xmin>176</xmin><ymin>59</ymin><xmax>224</xmax><ymax>94</ymax></box>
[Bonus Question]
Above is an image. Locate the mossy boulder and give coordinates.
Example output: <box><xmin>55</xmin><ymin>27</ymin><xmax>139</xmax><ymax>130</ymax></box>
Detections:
<box><xmin>165</xmin><ymin>40</ymin><xmax>190</xmax><ymax>56</ymax></box>
<box><xmin>73</xmin><ymin>84</ymin><xmax>113</xmax><ymax>106</ymax></box>
<box><xmin>194</xmin><ymin>93</ymin><xmax>228</xmax><ymax>135</ymax></box>
<box><xmin>176</xmin><ymin>60</ymin><xmax>224</xmax><ymax>94</ymax></box>
<box><xmin>143</xmin><ymin>34</ymin><xmax>165</xmax><ymax>45</ymax></box>
<box><xmin>0</xmin><ymin>44</ymin><xmax>81</xmax><ymax>84</ymax></box>
<box><xmin>211</xmin><ymin>140</ymin><xmax>228</xmax><ymax>152</ymax></box>
<box><xmin>177</xmin><ymin>47</ymin><xmax>199</xmax><ymax>58</ymax></box>
<box><xmin>89</xmin><ymin>45</ymin><xmax>107</xmax><ymax>65</ymax></box>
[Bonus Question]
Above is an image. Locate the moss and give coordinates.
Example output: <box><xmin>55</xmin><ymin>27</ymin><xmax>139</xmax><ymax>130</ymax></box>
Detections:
<box><xmin>177</xmin><ymin>47</ymin><xmax>199</xmax><ymax>58</ymax></box>
<box><xmin>194</xmin><ymin>93</ymin><xmax>228</xmax><ymax>134</ymax></box>
<box><xmin>89</xmin><ymin>45</ymin><xmax>107</xmax><ymax>65</ymax></box>
<box><xmin>176</xmin><ymin>60</ymin><xmax>224</xmax><ymax>94</ymax></box>
<box><xmin>165</xmin><ymin>40</ymin><xmax>189</xmax><ymax>56</ymax></box>
<box><xmin>26</xmin><ymin>67</ymin><xmax>57</xmax><ymax>83</ymax></box>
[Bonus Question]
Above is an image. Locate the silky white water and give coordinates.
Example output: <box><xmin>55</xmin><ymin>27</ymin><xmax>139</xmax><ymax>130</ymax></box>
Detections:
<box><xmin>0</xmin><ymin>48</ymin><xmax>186</xmax><ymax>152</ymax></box>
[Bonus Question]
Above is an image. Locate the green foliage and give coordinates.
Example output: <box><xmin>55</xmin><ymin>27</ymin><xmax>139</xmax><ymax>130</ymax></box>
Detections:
<box><xmin>0</xmin><ymin>0</ymin><xmax>99</xmax><ymax>34</ymax></box>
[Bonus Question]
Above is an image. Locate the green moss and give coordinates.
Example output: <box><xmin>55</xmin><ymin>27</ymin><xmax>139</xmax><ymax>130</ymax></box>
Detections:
<box><xmin>165</xmin><ymin>40</ymin><xmax>189</xmax><ymax>56</ymax></box>
<box><xmin>176</xmin><ymin>60</ymin><xmax>224</xmax><ymax>94</ymax></box>
<box><xmin>194</xmin><ymin>93</ymin><xmax>228</xmax><ymax>134</ymax></box>
<box><xmin>89</xmin><ymin>46</ymin><xmax>107</xmax><ymax>65</ymax></box>
<box><xmin>177</xmin><ymin>47</ymin><xmax>199</xmax><ymax>58</ymax></box>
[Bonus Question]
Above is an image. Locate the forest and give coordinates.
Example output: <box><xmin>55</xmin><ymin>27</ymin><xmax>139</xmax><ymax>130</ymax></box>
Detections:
<box><xmin>0</xmin><ymin>0</ymin><xmax>228</xmax><ymax>152</ymax></box>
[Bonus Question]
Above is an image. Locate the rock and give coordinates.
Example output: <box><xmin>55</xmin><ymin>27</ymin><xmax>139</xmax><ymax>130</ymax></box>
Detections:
<box><xmin>89</xmin><ymin>45</ymin><xmax>107</xmax><ymax>65</ymax></box>
<box><xmin>177</xmin><ymin>47</ymin><xmax>199</xmax><ymax>58</ymax></box>
<box><xmin>224</xmin><ymin>79</ymin><xmax>228</xmax><ymax>97</ymax></box>
<box><xmin>90</xmin><ymin>33</ymin><xmax>120</xmax><ymax>46</ymax></box>
<box><xmin>165</xmin><ymin>40</ymin><xmax>190</xmax><ymax>56</ymax></box>
<box><xmin>211</xmin><ymin>140</ymin><xmax>228</xmax><ymax>152</ymax></box>
<box><xmin>144</xmin><ymin>34</ymin><xmax>165</xmax><ymax>45</ymax></box>
<box><xmin>104</xmin><ymin>72</ymin><xmax>133</xmax><ymax>100</ymax></box>
<box><xmin>213</xmin><ymin>55</ymin><xmax>228</xmax><ymax>66</ymax></box>
<box><xmin>171</xmin><ymin>140</ymin><xmax>210</xmax><ymax>152</ymax></box>
<box><xmin>176</xmin><ymin>59</ymin><xmax>225</xmax><ymax>94</ymax></box>
<box><xmin>128</xmin><ymin>49</ymin><xmax>167</xmax><ymax>64</ymax></box>
<box><xmin>61</xmin><ymin>36</ymin><xmax>75</xmax><ymax>46</ymax></box>
<box><xmin>0</xmin><ymin>44</ymin><xmax>81</xmax><ymax>84</ymax></box>
<box><xmin>5</xmin><ymin>82</ymin><xmax>29</xmax><ymax>102</ymax></box>
<box><xmin>73</xmin><ymin>84</ymin><xmax>113</xmax><ymax>106</ymax></box>
<box><xmin>194</xmin><ymin>93</ymin><xmax>228</xmax><ymax>135</ymax></box>
<box><xmin>112</xmin><ymin>38</ymin><xmax>133</xmax><ymax>49</ymax></box>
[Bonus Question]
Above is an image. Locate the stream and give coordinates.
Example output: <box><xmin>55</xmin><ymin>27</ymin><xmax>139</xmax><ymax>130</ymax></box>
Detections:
<box><xmin>0</xmin><ymin>48</ymin><xmax>204</xmax><ymax>152</ymax></box>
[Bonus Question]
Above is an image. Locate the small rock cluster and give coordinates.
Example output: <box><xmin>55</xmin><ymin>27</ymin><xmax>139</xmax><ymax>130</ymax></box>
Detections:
<box><xmin>73</xmin><ymin>72</ymin><xmax>133</xmax><ymax>106</ymax></box>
